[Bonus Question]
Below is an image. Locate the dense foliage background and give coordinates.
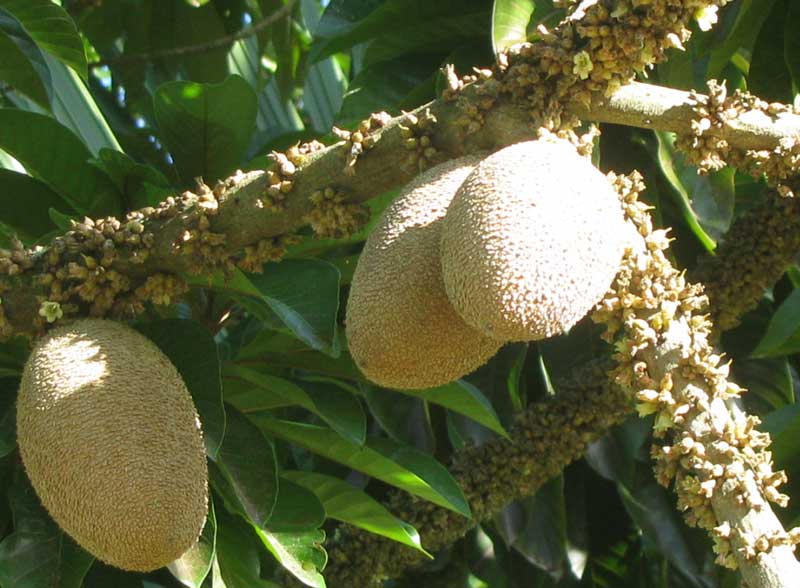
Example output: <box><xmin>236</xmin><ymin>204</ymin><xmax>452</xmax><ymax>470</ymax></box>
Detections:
<box><xmin>0</xmin><ymin>0</ymin><xmax>800</xmax><ymax>586</ymax></box>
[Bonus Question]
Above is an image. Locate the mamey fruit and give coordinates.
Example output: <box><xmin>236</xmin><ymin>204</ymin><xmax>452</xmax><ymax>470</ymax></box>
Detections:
<box><xmin>16</xmin><ymin>319</ymin><xmax>208</xmax><ymax>571</ymax></box>
<box><xmin>346</xmin><ymin>156</ymin><xmax>502</xmax><ymax>389</ymax></box>
<box><xmin>440</xmin><ymin>138</ymin><xmax>629</xmax><ymax>341</ymax></box>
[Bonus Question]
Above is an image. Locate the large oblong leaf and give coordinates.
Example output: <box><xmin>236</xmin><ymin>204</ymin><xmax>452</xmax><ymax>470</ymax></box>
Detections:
<box><xmin>226</xmin><ymin>364</ymin><xmax>365</xmax><ymax>445</ymax></box>
<box><xmin>0</xmin><ymin>109</ymin><xmax>119</xmax><ymax>216</ymax></box>
<box><xmin>253</xmin><ymin>416</ymin><xmax>471</xmax><ymax>517</ymax></box>
<box><xmin>752</xmin><ymin>288</ymin><xmax>800</xmax><ymax>358</ymax></box>
<box><xmin>284</xmin><ymin>470</ymin><xmax>431</xmax><ymax>556</ymax></box>
<box><xmin>400</xmin><ymin>380</ymin><xmax>508</xmax><ymax>437</ymax></box>
<box><xmin>135</xmin><ymin>319</ymin><xmax>226</xmax><ymax>459</ymax></box>
<box><xmin>199</xmin><ymin>261</ymin><xmax>342</xmax><ymax>356</ymax></box>
<box><xmin>168</xmin><ymin>502</ymin><xmax>217</xmax><ymax>588</ymax></box>
<box><xmin>491</xmin><ymin>0</ymin><xmax>535</xmax><ymax>55</ymax></box>
<box><xmin>255</xmin><ymin>528</ymin><xmax>327</xmax><ymax>588</ymax></box>
<box><xmin>0</xmin><ymin>473</ymin><xmax>94</xmax><ymax>588</ymax></box>
<box><xmin>0</xmin><ymin>169</ymin><xmax>74</xmax><ymax>243</ymax></box>
<box><xmin>0</xmin><ymin>0</ymin><xmax>87</xmax><ymax>79</ymax></box>
<box><xmin>153</xmin><ymin>75</ymin><xmax>257</xmax><ymax>184</ymax></box>
<box><xmin>214</xmin><ymin>407</ymin><xmax>279</xmax><ymax>528</ymax></box>
<box><xmin>0</xmin><ymin>8</ymin><xmax>51</xmax><ymax>109</ymax></box>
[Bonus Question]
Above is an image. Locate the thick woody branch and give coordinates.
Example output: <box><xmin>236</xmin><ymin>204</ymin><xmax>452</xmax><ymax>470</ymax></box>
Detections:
<box><xmin>2</xmin><ymin>81</ymin><xmax>800</xmax><ymax>336</ymax></box>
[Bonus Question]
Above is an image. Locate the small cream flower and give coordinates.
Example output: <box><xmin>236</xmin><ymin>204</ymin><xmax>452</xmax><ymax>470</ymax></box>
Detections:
<box><xmin>39</xmin><ymin>301</ymin><xmax>63</xmax><ymax>323</ymax></box>
<box><xmin>695</xmin><ymin>6</ymin><xmax>719</xmax><ymax>32</ymax></box>
<box><xmin>572</xmin><ymin>51</ymin><xmax>594</xmax><ymax>80</ymax></box>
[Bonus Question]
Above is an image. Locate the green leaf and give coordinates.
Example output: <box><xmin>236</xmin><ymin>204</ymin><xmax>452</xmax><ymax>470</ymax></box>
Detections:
<box><xmin>0</xmin><ymin>169</ymin><xmax>74</xmax><ymax>242</ymax></box>
<box><xmin>225</xmin><ymin>365</ymin><xmax>366</xmax><ymax>445</ymax></box>
<box><xmin>0</xmin><ymin>473</ymin><xmax>94</xmax><ymax>588</ymax></box>
<box><xmin>752</xmin><ymin>289</ymin><xmax>800</xmax><ymax>358</ymax></box>
<box><xmin>254</xmin><ymin>528</ymin><xmax>326</xmax><ymax>588</ymax></box>
<box><xmin>402</xmin><ymin>380</ymin><xmax>508</xmax><ymax>438</ymax></box>
<box><xmin>303</xmin><ymin>56</ymin><xmax>347</xmax><ymax>133</ymax></box>
<box><xmin>44</xmin><ymin>56</ymin><xmax>121</xmax><ymax>155</ymax></box>
<box><xmin>0</xmin><ymin>8</ymin><xmax>51</xmax><ymax>109</ymax></box>
<box><xmin>732</xmin><ymin>357</ymin><xmax>793</xmax><ymax>410</ymax></box>
<box><xmin>653</xmin><ymin>132</ymin><xmax>716</xmax><ymax>252</ymax></box>
<box><xmin>0</xmin><ymin>0</ymin><xmax>87</xmax><ymax>79</ymax></box>
<box><xmin>91</xmin><ymin>149</ymin><xmax>173</xmax><ymax>210</ymax></box>
<box><xmin>267</xmin><ymin>479</ymin><xmax>326</xmax><ymax>532</ymax></box>
<box><xmin>0</xmin><ymin>109</ymin><xmax>119</xmax><ymax>216</ymax></box>
<box><xmin>236</xmin><ymin>331</ymin><xmax>362</xmax><ymax>381</ymax></box>
<box><xmin>168</xmin><ymin>502</ymin><xmax>216</xmax><ymax>588</ymax></box>
<box><xmin>214</xmin><ymin>507</ymin><xmax>277</xmax><ymax>588</ymax></box>
<box><xmin>135</xmin><ymin>319</ymin><xmax>226</xmax><ymax>460</ymax></box>
<box><xmin>153</xmin><ymin>76</ymin><xmax>258</xmax><ymax>184</ymax></box>
<box><xmin>491</xmin><ymin>0</ymin><xmax>535</xmax><ymax>55</ymax></box>
<box><xmin>215</xmin><ymin>406</ymin><xmax>279</xmax><ymax>528</ymax></box>
<box><xmin>200</xmin><ymin>261</ymin><xmax>342</xmax><ymax>356</ymax></box>
<box><xmin>253</xmin><ymin>416</ymin><xmax>471</xmax><ymax>517</ymax></box>
<box><xmin>310</xmin><ymin>0</ymin><xmax>491</xmax><ymax>65</ymax></box>
<box><xmin>0</xmin><ymin>381</ymin><xmax>16</xmax><ymax>457</ymax></box>
<box><xmin>284</xmin><ymin>470</ymin><xmax>431</xmax><ymax>556</ymax></box>
<box><xmin>749</xmin><ymin>0</ymin><xmax>793</xmax><ymax>103</ymax></box>
<box><xmin>706</xmin><ymin>0</ymin><xmax>778</xmax><ymax>79</ymax></box>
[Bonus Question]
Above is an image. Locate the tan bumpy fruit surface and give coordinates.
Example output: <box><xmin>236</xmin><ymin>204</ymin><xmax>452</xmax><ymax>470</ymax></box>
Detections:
<box><xmin>440</xmin><ymin>139</ymin><xmax>628</xmax><ymax>341</ymax></box>
<box><xmin>16</xmin><ymin>319</ymin><xmax>208</xmax><ymax>571</ymax></box>
<box><xmin>346</xmin><ymin>156</ymin><xmax>502</xmax><ymax>389</ymax></box>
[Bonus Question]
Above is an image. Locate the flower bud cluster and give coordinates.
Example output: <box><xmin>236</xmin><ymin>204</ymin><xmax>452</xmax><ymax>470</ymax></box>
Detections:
<box><xmin>593</xmin><ymin>171</ymin><xmax>799</xmax><ymax>570</ymax></box>
<box><xmin>333</xmin><ymin>112</ymin><xmax>391</xmax><ymax>176</ymax></box>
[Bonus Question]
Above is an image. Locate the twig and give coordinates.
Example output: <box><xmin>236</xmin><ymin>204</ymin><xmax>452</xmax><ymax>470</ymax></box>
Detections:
<box><xmin>87</xmin><ymin>0</ymin><xmax>296</xmax><ymax>70</ymax></box>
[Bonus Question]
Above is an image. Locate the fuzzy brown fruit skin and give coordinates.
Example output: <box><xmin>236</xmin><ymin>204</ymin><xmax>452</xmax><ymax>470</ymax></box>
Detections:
<box><xmin>346</xmin><ymin>156</ymin><xmax>502</xmax><ymax>389</ymax></box>
<box><xmin>440</xmin><ymin>139</ymin><xmax>628</xmax><ymax>342</ymax></box>
<box><xmin>16</xmin><ymin>319</ymin><xmax>208</xmax><ymax>572</ymax></box>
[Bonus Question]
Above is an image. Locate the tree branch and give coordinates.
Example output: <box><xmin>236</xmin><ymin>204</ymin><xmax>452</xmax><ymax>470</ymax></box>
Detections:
<box><xmin>87</xmin><ymin>1</ymin><xmax>296</xmax><ymax>70</ymax></box>
<box><xmin>2</xmin><ymin>80</ymin><xmax>799</xmax><ymax>338</ymax></box>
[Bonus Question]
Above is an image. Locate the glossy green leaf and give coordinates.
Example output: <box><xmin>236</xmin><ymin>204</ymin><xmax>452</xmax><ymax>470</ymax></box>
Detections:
<box><xmin>226</xmin><ymin>364</ymin><xmax>366</xmax><ymax>445</ymax></box>
<box><xmin>0</xmin><ymin>169</ymin><xmax>74</xmax><ymax>242</ymax></box>
<box><xmin>361</xmin><ymin>385</ymin><xmax>435</xmax><ymax>451</ymax></box>
<box><xmin>0</xmin><ymin>473</ymin><xmax>94</xmax><ymax>588</ymax></box>
<box><xmin>254</xmin><ymin>528</ymin><xmax>326</xmax><ymax>588</ymax></box>
<box><xmin>153</xmin><ymin>76</ymin><xmax>258</xmax><ymax>184</ymax></box>
<box><xmin>168</xmin><ymin>502</ymin><xmax>216</xmax><ymax>588</ymax></box>
<box><xmin>752</xmin><ymin>288</ymin><xmax>800</xmax><ymax>358</ymax></box>
<box><xmin>254</xmin><ymin>416</ymin><xmax>471</xmax><ymax>517</ymax></box>
<box><xmin>200</xmin><ymin>261</ymin><xmax>342</xmax><ymax>356</ymax></box>
<box><xmin>0</xmin><ymin>109</ymin><xmax>119</xmax><ymax>216</ymax></box>
<box><xmin>733</xmin><ymin>357</ymin><xmax>793</xmax><ymax>410</ymax></box>
<box><xmin>44</xmin><ymin>56</ymin><xmax>120</xmax><ymax>155</ymax></box>
<box><xmin>491</xmin><ymin>0</ymin><xmax>535</xmax><ymax>55</ymax></box>
<box><xmin>706</xmin><ymin>0</ymin><xmax>778</xmax><ymax>79</ymax></box>
<box><xmin>214</xmin><ymin>507</ymin><xmax>277</xmax><ymax>588</ymax></box>
<box><xmin>91</xmin><ymin>149</ymin><xmax>173</xmax><ymax>210</ymax></box>
<box><xmin>303</xmin><ymin>56</ymin><xmax>347</xmax><ymax>133</ymax></box>
<box><xmin>267</xmin><ymin>479</ymin><xmax>326</xmax><ymax>532</ymax></box>
<box><xmin>310</xmin><ymin>0</ymin><xmax>490</xmax><ymax>65</ymax></box>
<box><xmin>0</xmin><ymin>0</ymin><xmax>86</xmax><ymax>79</ymax></box>
<box><xmin>0</xmin><ymin>8</ymin><xmax>50</xmax><ymax>109</ymax></box>
<box><xmin>284</xmin><ymin>470</ymin><xmax>431</xmax><ymax>555</ymax></box>
<box><xmin>749</xmin><ymin>0</ymin><xmax>792</xmax><ymax>103</ymax></box>
<box><xmin>136</xmin><ymin>319</ymin><xmax>226</xmax><ymax>459</ymax></box>
<box><xmin>653</xmin><ymin>132</ymin><xmax>716</xmax><ymax>252</ymax></box>
<box><xmin>236</xmin><ymin>332</ymin><xmax>362</xmax><ymax>381</ymax></box>
<box><xmin>0</xmin><ymin>380</ymin><xmax>16</xmax><ymax>457</ymax></box>
<box><xmin>215</xmin><ymin>406</ymin><xmax>278</xmax><ymax>528</ymax></box>
<box><xmin>402</xmin><ymin>380</ymin><xmax>508</xmax><ymax>438</ymax></box>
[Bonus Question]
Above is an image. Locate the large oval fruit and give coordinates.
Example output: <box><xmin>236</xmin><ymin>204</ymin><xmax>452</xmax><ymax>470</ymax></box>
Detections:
<box><xmin>16</xmin><ymin>319</ymin><xmax>208</xmax><ymax>572</ymax></box>
<box><xmin>346</xmin><ymin>156</ymin><xmax>502</xmax><ymax>389</ymax></box>
<box><xmin>440</xmin><ymin>139</ymin><xmax>629</xmax><ymax>341</ymax></box>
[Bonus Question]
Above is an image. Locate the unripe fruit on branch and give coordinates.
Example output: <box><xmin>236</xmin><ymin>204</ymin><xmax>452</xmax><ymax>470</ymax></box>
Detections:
<box><xmin>16</xmin><ymin>319</ymin><xmax>208</xmax><ymax>572</ymax></box>
<box><xmin>440</xmin><ymin>139</ymin><xmax>628</xmax><ymax>341</ymax></box>
<box><xmin>346</xmin><ymin>156</ymin><xmax>502</xmax><ymax>389</ymax></box>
